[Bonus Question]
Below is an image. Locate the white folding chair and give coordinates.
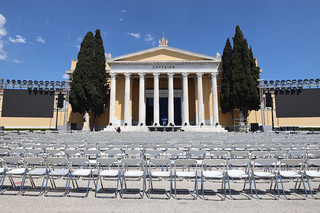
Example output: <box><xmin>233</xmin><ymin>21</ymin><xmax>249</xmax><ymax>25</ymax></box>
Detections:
<box><xmin>0</xmin><ymin>158</ymin><xmax>6</xmax><ymax>193</ymax></box>
<box><xmin>147</xmin><ymin>158</ymin><xmax>172</xmax><ymax>199</ymax></box>
<box><xmin>67</xmin><ymin>157</ymin><xmax>94</xmax><ymax>198</ymax></box>
<box><xmin>44</xmin><ymin>157</ymin><xmax>70</xmax><ymax>197</ymax></box>
<box><xmin>120</xmin><ymin>158</ymin><xmax>146</xmax><ymax>199</ymax></box>
<box><xmin>0</xmin><ymin>156</ymin><xmax>27</xmax><ymax>195</ymax></box>
<box><xmin>95</xmin><ymin>158</ymin><xmax>120</xmax><ymax>198</ymax></box>
<box><xmin>226</xmin><ymin>159</ymin><xmax>252</xmax><ymax>200</ymax></box>
<box><xmin>305</xmin><ymin>159</ymin><xmax>320</xmax><ymax>199</ymax></box>
<box><xmin>201</xmin><ymin>159</ymin><xmax>226</xmax><ymax>200</ymax></box>
<box><xmin>251</xmin><ymin>159</ymin><xmax>279</xmax><ymax>199</ymax></box>
<box><xmin>173</xmin><ymin>159</ymin><xmax>198</xmax><ymax>200</ymax></box>
<box><xmin>278</xmin><ymin>159</ymin><xmax>308</xmax><ymax>199</ymax></box>
<box><xmin>21</xmin><ymin>157</ymin><xmax>47</xmax><ymax>196</ymax></box>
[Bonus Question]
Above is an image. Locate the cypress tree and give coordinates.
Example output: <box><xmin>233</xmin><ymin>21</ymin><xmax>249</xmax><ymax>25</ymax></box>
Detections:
<box><xmin>231</xmin><ymin>25</ymin><xmax>260</xmax><ymax>123</ymax></box>
<box><xmin>220</xmin><ymin>38</ymin><xmax>235</xmax><ymax>122</ymax></box>
<box><xmin>69</xmin><ymin>29</ymin><xmax>108</xmax><ymax>130</ymax></box>
<box><xmin>69</xmin><ymin>31</ymin><xmax>96</xmax><ymax>116</ymax></box>
<box><xmin>88</xmin><ymin>29</ymin><xmax>107</xmax><ymax>129</ymax></box>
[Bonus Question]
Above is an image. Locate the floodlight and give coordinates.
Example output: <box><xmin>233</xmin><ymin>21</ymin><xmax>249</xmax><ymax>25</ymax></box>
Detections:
<box><xmin>11</xmin><ymin>80</ymin><xmax>16</xmax><ymax>84</ymax></box>
<box><xmin>281</xmin><ymin>80</ymin><xmax>285</xmax><ymax>85</ymax></box>
<box><xmin>39</xmin><ymin>80</ymin><xmax>44</xmax><ymax>85</ymax></box>
<box><xmin>6</xmin><ymin>79</ymin><xmax>10</xmax><ymax>84</ymax></box>
<box><xmin>28</xmin><ymin>80</ymin><xmax>33</xmax><ymax>85</ymax></box>
<box><xmin>34</xmin><ymin>87</ymin><xmax>38</xmax><ymax>91</ymax></box>
<box><xmin>304</xmin><ymin>79</ymin><xmax>309</xmax><ymax>83</ymax></box>
<box><xmin>61</xmin><ymin>81</ymin><xmax>66</xmax><ymax>86</ymax></box>
<box><xmin>269</xmin><ymin>80</ymin><xmax>274</xmax><ymax>84</ymax></box>
<box><xmin>56</xmin><ymin>81</ymin><xmax>60</xmax><ymax>86</ymax></box>
<box><xmin>270</xmin><ymin>88</ymin><xmax>274</xmax><ymax>91</ymax></box>
<box><xmin>286</xmin><ymin>80</ymin><xmax>291</xmax><ymax>84</ymax></box>
<box><xmin>316</xmin><ymin>79</ymin><xmax>320</xmax><ymax>83</ymax></box>
<box><xmin>264</xmin><ymin>80</ymin><xmax>268</xmax><ymax>84</ymax></box>
<box><xmin>17</xmin><ymin>80</ymin><xmax>21</xmax><ymax>84</ymax></box>
<box><xmin>22</xmin><ymin>80</ymin><xmax>27</xmax><ymax>85</ymax></box>
<box><xmin>309</xmin><ymin>79</ymin><xmax>314</xmax><ymax>83</ymax></box>
<box><xmin>292</xmin><ymin>79</ymin><xmax>297</xmax><ymax>84</ymax></box>
<box><xmin>44</xmin><ymin>88</ymin><xmax>49</xmax><ymax>92</ymax></box>
<box><xmin>275</xmin><ymin>80</ymin><xmax>280</xmax><ymax>85</ymax></box>
<box><xmin>34</xmin><ymin>80</ymin><xmax>39</xmax><ymax>85</ymax></box>
<box><xmin>45</xmin><ymin>81</ymin><xmax>49</xmax><ymax>85</ymax></box>
<box><xmin>50</xmin><ymin>81</ymin><xmax>55</xmax><ymax>86</ymax></box>
<box><xmin>275</xmin><ymin>87</ymin><xmax>280</xmax><ymax>91</ymax></box>
<box><xmin>298</xmin><ymin>79</ymin><xmax>303</xmax><ymax>83</ymax></box>
<box><xmin>39</xmin><ymin>87</ymin><xmax>43</xmax><ymax>92</ymax></box>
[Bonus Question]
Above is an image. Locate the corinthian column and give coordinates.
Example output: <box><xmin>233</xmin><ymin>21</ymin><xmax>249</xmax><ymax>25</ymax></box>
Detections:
<box><xmin>167</xmin><ymin>72</ymin><xmax>175</xmax><ymax>126</ymax></box>
<box><xmin>182</xmin><ymin>72</ymin><xmax>189</xmax><ymax>125</ymax></box>
<box><xmin>138</xmin><ymin>72</ymin><xmax>146</xmax><ymax>126</ymax></box>
<box><xmin>197</xmin><ymin>72</ymin><xmax>204</xmax><ymax>125</ymax></box>
<box><xmin>124</xmin><ymin>73</ymin><xmax>131</xmax><ymax>126</ymax></box>
<box><xmin>153</xmin><ymin>72</ymin><xmax>160</xmax><ymax>126</ymax></box>
<box><xmin>109</xmin><ymin>73</ymin><xmax>117</xmax><ymax>126</ymax></box>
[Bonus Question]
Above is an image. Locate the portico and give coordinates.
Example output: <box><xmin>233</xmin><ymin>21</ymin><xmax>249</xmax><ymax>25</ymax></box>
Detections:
<box><xmin>104</xmin><ymin>35</ymin><xmax>224</xmax><ymax>132</ymax></box>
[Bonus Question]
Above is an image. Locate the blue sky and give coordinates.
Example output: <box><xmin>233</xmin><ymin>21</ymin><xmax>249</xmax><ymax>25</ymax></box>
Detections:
<box><xmin>0</xmin><ymin>0</ymin><xmax>319</xmax><ymax>82</ymax></box>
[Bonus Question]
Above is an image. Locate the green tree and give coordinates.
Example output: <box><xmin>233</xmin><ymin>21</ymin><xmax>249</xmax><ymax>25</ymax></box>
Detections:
<box><xmin>230</xmin><ymin>25</ymin><xmax>260</xmax><ymax>123</ymax></box>
<box><xmin>89</xmin><ymin>29</ymin><xmax>107</xmax><ymax>129</ymax></box>
<box><xmin>69</xmin><ymin>30</ymin><xmax>108</xmax><ymax>130</ymax></box>
<box><xmin>220</xmin><ymin>38</ymin><xmax>235</xmax><ymax>123</ymax></box>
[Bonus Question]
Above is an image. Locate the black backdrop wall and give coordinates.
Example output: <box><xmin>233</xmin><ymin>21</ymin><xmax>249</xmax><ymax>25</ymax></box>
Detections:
<box><xmin>275</xmin><ymin>88</ymin><xmax>320</xmax><ymax>118</ymax></box>
<box><xmin>2</xmin><ymin>89</ymin><xmax>54</xmax><ymax>118</ymax></box>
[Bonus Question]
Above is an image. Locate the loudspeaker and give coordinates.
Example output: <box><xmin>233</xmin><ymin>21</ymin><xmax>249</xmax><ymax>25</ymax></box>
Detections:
<box><xmin>251</xmin><ymin>123</ymin><xmax>259</xmax><ymax>132</ymax></box>
<box><xmin>57</xmin><ymin>93</ymin><xmax>64</xmax><ymax>108</ymax></box>
<box><xmin>265</xmin><ymin>93</ymin><xmax>273</xmax><ymax>107</ymax></box>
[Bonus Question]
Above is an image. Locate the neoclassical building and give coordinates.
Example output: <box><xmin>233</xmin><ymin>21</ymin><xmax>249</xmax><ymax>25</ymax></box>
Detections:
<box><xmin>67</xmin><ymin>35</ymin><xmax>232</xmax><ymax>132</ymax></box>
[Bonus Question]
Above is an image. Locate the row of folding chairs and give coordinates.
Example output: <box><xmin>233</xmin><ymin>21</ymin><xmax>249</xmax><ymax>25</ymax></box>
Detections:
<box><xmin>1</xmin><ymin>157</ymin><xmax>320</xmax><ymax>200</ymax></box>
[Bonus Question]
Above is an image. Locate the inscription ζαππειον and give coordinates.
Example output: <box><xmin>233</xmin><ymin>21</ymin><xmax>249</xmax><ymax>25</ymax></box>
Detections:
<box><xmin>152</xmin><ymin>65</ymin><xmax>175</xmax><ymax>69</ymax></box>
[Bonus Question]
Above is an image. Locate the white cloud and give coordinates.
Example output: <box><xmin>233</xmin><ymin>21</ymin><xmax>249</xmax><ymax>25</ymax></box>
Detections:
<box><xmin>0</xmin><ymin>14</ymin><xmax>7</xmax><ymax>60</ymax></box>
<box><xmin>101</xmin><ymin>31</ymin><xmax>107</xmax><ymax>36</ymax></box>
<box><xmin>119</xmin><ymin>18</ymin><xmax>123</xmax><ymax>21</ymax></box>
<box><xmin>36</xmin><ymin>36</ymin><xmax>45</xmax><ymax>44</ymax></box>
<box><xmin>62</xmin><ymin>74</ymin><xmax>69</xmax><ymax>80</ymax></box>
<box><xmin>13</xmin><ymin>59</ymin><xmax>23</xmax><ymax>63</ymax></box>
<box><xmin>76</xmin><ymin>44</ymin><xmax>80</xmax><ymax>50</ymax></box>
<box><xmin>144</xmin><ymin>33</ymin><xmax>154</xmax><ymax>42</ymax></box>
<box><xmin>126</xmin><ymin>32</ymin><xmax>141</xmax><ymax>39</ymax></box>
<box><xmin>9</xmin><ymin>35</ymin><xmax>26</xmax><ymax>43</ymax></box>
<box><xmin>121</xmin><ymin>9</ymin><xmax>126</xmax><ymax>13</ymax></box>
<box><xmin>45</xmin><ymin>20</ymin><xmax>50</xmax><ymax>25</ymax></box>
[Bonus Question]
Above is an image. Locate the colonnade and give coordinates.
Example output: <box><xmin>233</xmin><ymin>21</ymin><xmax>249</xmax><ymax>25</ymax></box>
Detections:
<box><xmin>109</xmin><ymin>72</ymin><xmax>219</xmax><ymax>127</ymax></box>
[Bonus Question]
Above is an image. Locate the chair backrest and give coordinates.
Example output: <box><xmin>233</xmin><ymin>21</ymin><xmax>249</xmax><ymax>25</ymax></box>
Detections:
<box><xmin>69</xmin><ymin>157</ymin><xmax>91</xmax><ymax>168</ymax></box>
<box><xmin>122</xmin><ymin>158</ymin><xmax>145</xmax><ymax>166</ymax></box>
<box><xmin>230</xmin><ymin>151</ymin><xmax>248</xmax><ymax>159</ymax></box>
<box><xmin>46</xmin><ymin>157</ymin><xmax>69</xmax><ymax>167</ymax></box>
<box><xmin>270</xmin><ymin>151</ymin><xmax>288</xmax><ymax>159</ymax></box>
<box><xmin>125</xmin><ymin>150</ymin><xmax>141</xmax><ymax>158</ymax></box>
<box><xmin>308</xmin><ymin>150</ymin><xmax>320</xmax><ymax>159</ymax></box>
<box><xmin>3</xmin><ymin>156</ymin><xmax>23</xmax><ymax>165</ymax></box>
<box><xmin>210</xmin><ymin>151</ymin><xmax>229</xmax><ymax>159</ymax></box>
<box><xmin>24</xmin><ymin>157</ymin><xmax>45</xmax><ymax>168</ymax></box>
<box><xmin>252</xmin><ymin>159</ymin><xmax>277</xmax><ymax>169</ymax></box>
<box><xmin>26</xmin><ymin>149</ymin><xmax>42</xmax><ymax>156</ymax></box>
<box><xmin>280</xmin><ymin>159</ymin><xmax>305</xmax><ymax>167</ymax></box>
<box><xmin>175</xmin><ymin>159</ymin><xmax>197</xmax><ymax>166</ymax></box>
<box><xmin>189</xmin><ymin>150</ymin><xmax>206</xmax><ymax>159</ymax></box>
<box><xmin>0</xmin><ymin>148</ymin><xmax>10</xmax><ymax>156</ymax></box>
<box><xmin>149</xmin><ymin>158</ymin><xmax>171</xmax><ymax>166</ymax></box>
<box><xmin>228</xmin><ymin>159</ymin><xmax>250</xmax><ymax>168</ymax></box>
<box><xmin>250</xmin><ymin>151</ymin><xmax>270</xmax><ymax>159</ymax></box>
<box><xmin>288</xmin><ymin>151</ymin><xmax>306</xmax><ymax>159</ymax></box>
<box><xmin>104</xmin><ymin>150</ymin><xmax>122</xmax><ymax>158</ymax></box>
<box><xmin>202</xmin><ymin>159</ymin><xmax>226</xmax><ymax>167</ymax></box>
<box><xmin>144</xmin><ymin>150</ymin><xmax>162</xmax><ymax>158</ymax></box>
<box><xmin>65</xmin><ymin>149</ymin><xmax>81</xmax><ymax>157</ymax></box>
<box><xmin>97</xmin><ymin>158</ymin><xmax>119</xmax><ymax>166</ymax></box>
<box><xmin>308</xmin><ymin>159</ymin><xmax>320</xmax><ymax>167</ymax></box>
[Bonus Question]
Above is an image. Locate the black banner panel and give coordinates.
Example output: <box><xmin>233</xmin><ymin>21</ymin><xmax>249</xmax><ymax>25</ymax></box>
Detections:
<box><xmin>275</xmin><ymin>89</ymin><xmax>320</xmax><ymax>118</ymax></box>
<box><xmin>2</xmin><ymin>89</ymin><xmax>54</xmax><ymax>118</ymax></box>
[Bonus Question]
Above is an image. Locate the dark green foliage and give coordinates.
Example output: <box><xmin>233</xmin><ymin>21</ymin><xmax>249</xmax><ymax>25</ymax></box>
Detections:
<box><xmin>220</xmin><ymin>38</ymin><xmax>234</xmax><ymax>114</ymax></box>
<box><xmin>69</xmin><ymin>29</ymin><xmax>107</xmax><ymax>128</ymax></box>
<box><xmin>220</xmin><ymin>25</ymin><xmax>260</xmax><ymax>122</ymax></box>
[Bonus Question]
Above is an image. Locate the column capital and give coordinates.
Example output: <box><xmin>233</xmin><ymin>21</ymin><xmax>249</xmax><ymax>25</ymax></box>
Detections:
<box><xmin>153</xmin><ymin>72</ymin><xmax>160</xmax><ymax>77</ymax></box>
<box><xmin>124</xmin><ymin>72</ymin><xmax>132</xmax><ymax>78</ymax></box>
<box><xmin>167</xmin><ymin>72</ymin><xmax>175</xmax><ymax>78</ymax></box>
<box><xmin>110</xmin><ymin>72</ymin><xmax>117</xmax><ymax>78</ymax></box>
<box><xmin>138</xmin><ymin>72</ymin><xmax>145</xmax><ymax>78</ymax></box>
<box><xmin>196</xmin><ymin>72</ymin><xmax>204</xmax><ymax>78</ymax></box>
<box><xmin>181</xmin><ymin>72</ymin><xmax>189</xmax><ymax>78</ymax></box>
<box><xmin>211</xmin><ymin>72</ymin><xmax>218</xmax><ymax>77</ymax></box>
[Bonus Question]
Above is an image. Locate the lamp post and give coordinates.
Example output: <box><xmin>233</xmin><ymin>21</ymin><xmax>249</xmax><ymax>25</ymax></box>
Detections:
<box><xmin>257</xmin><ymin>79</ymin><xmax>265</xmax><ymax>131</ymax></box>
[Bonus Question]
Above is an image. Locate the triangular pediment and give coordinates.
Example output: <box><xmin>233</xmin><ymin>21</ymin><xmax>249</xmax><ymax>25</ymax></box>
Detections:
<box><xmin>108</xmin><ymin>46</ymin><xmax>218</xmax><ymax>62</ymax></box>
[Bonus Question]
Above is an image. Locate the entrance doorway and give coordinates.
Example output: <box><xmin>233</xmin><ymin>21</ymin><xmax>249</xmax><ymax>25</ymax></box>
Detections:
<box><xmin>145</xmin><ymin>97</ymin><xmax>182</xmax><ymax>126</ymax></box>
